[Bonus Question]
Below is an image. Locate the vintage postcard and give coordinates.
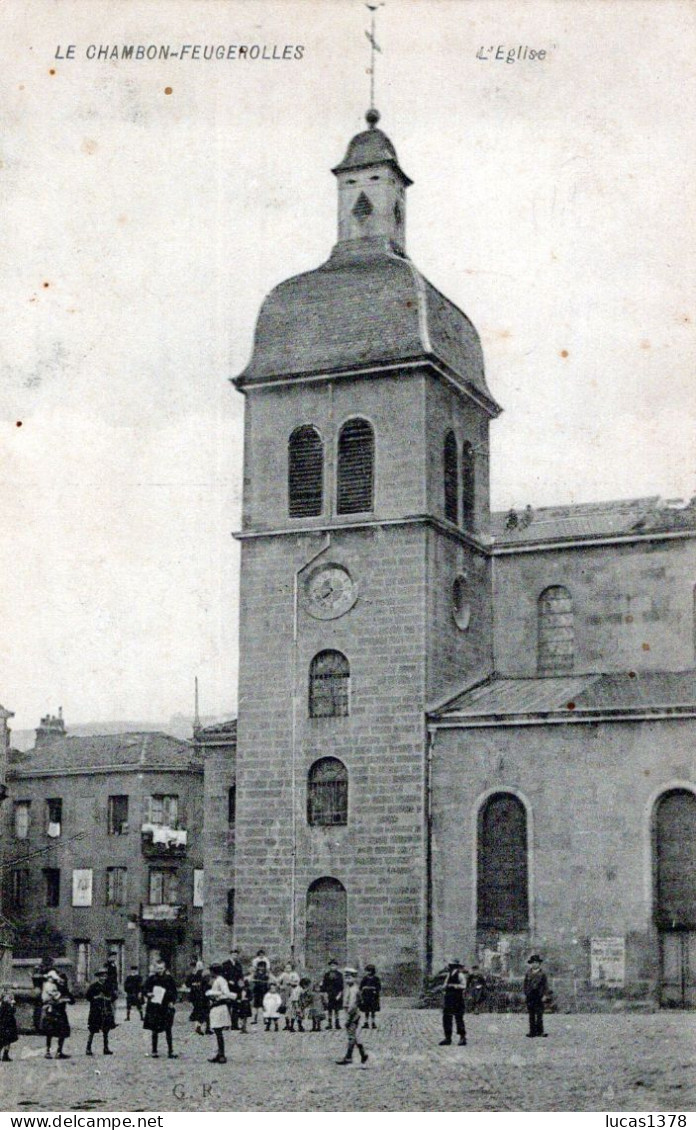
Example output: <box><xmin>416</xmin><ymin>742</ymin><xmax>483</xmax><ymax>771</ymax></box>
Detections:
<box><xmin>0</xmin><ymin>0</ymin><xmax>694</xmax><ymax>1117</ymax></box>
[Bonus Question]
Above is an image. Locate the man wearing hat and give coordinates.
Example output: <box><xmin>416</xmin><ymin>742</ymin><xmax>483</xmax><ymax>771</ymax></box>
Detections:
<box><xmin>524</xmin><ymin>955</ymin><xmax>549</xmax><ymax>1037</ymax></box>
<box><xmin>439</xmin><ymin>960</ymin><xmax>467</xmax><ymax>1046</ymax></box>
<box><xmin>336</xmin><ymin>968</ymin><xmax>368</xmax><ymax>1066</ymax></box>
<box><xmin>221</xmin><ymin>948</ymin><xmax>244</xmax><ymax>1019</ymax></box>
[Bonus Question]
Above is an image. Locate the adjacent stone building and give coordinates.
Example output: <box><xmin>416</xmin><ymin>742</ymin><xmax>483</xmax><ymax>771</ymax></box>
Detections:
<box><xmin>195</xmin><ymin>719</ymin><xmax>237</xmax><ymax>962</ymax></box>
<box><xmin>206</xmin><ymin>109</ymin><xmax>695</xmax><ymax>1004</ymax></box>
<box><xmin>0</xmin><ymin>703</ymin><xmax>15</xmax><ymax>979</ymax></box>
<box><xmin>3</xmin><ymin>718</ymin><xmax>204</xmax><ymax>984</ymax></box>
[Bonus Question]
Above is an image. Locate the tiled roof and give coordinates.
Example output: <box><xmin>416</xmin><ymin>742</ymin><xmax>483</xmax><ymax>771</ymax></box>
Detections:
<box><xmin>8</xmin><ymin>732</ymin><xmax>201</xmax><ymax>776</ymax></box>
<box><xmin>236</xmin><ymin>240</ymin><xmax>499</xmax><ymax>413</ymax></box>
<box><xmin>491</xmin><ymin>497</ymin><xmax>696</xmax><ymax>546</ymax></box>
<box><xmin>432</xmin><ymin>670</ymin><xmax>696</xmax><ymax>722</ymax></box>
<box><xmin>195</xmin><ymin>718</ymin><xmax>237</xmax><ymax>741</ymax></box>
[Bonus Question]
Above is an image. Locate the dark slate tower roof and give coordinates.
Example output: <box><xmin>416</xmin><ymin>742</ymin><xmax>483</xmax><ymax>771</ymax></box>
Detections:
<box><xmin>332</xmin><ymin>124</ymin><xmax>413</xmax><ymax>185</ymax></box>
<box><xmin>235</xmin><ymin>114</ymin><xmax>500</xmax><ymax>417</ymax></box>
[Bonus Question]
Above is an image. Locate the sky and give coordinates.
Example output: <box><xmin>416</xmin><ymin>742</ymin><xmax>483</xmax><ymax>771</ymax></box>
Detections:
<box><xmin>1</xmin><ymin>0</ymin><xmax>694</xmax><ymax>734</ymax></box>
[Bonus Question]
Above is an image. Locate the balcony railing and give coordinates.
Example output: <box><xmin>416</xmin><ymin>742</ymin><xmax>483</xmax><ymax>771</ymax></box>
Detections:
<box><xmin>140</xmin><ymin>903</ymin><xmax>188</xmax><ymax>923</ymax></box>
<box><xmin>140</xmin><ymin>823</ymin><xmax>188</xmax><ymax>857</ymax></box>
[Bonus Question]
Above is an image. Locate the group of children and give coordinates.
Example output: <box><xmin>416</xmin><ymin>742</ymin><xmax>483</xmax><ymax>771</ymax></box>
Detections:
<box><xmin>0</xmin><ymin>950</ymin><xmax>383</xmax><ymax>1067</ymax></box>
<box><xmin>185</xmin><ymin>951</ymin><xmax>382</xmax><ymax>1065</ymax></box>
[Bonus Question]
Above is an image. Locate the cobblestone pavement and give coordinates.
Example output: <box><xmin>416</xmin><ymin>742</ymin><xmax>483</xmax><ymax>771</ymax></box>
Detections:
<box><xmin>1</xmin><ymin>1003</ymin><xmax>694</xmax><ymax>1112</ymax></box>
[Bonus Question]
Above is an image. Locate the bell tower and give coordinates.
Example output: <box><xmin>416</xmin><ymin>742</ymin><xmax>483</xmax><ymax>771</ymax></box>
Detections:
<box><xmin>227</xmin><ymin>110</ymin><xmax>501</xmax><ymax>988</ymax></box>
<box><xmin>333</xmin><ymin>108</ymin><xmax>411</xmax><ymax>253</ymax></box>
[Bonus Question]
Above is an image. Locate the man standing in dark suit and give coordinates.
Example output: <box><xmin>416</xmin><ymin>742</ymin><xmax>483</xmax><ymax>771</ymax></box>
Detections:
<box><xmin>221</xmin><ymin>949</ymin><xmax>244</xmax><ymax>1028</ymax></box>
<box><xmin>439</xmin><ymin>959</ymin><xmax>467</xmax><ymax>1046</ymax></box>
<box><xmin>524</xmin><ymin>954</ymin><xmax>549</xmax><ymax>1037</ymax></box>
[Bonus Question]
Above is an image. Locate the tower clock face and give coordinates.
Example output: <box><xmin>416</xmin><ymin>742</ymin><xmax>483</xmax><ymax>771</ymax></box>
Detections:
<box><xmin>305</xmin><ymin>564</ymin><xmax>357</xmax><ymax>620</ymax></box>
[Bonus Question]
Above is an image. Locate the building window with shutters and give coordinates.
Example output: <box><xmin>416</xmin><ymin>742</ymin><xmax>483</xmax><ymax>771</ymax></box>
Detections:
<box><xmin>44</xmin><ymin>868</ymin><xmax>60</xmax><ymax>908</ymax></box>
<box><xmin>538</xmin><ymin>585</ymin><xmax>574</xmax><ymax>674</ymax></box>
<box><xmin>106</xmin><ymin>867</ymin><xmax>128</xmax><ymax>907</ymax></box>
<box><xmin>477</xmin><ymin>792</ymin><xmax>529</xmax><ymax>933</ymax></box>
<box><xmin>74</xmin><ymin>939</ymin><xmax>91</xmax><ymax>984</ymax></box>
<box><xmin>45</xmin><ymin>798</ymin><xmax>62</xmax><ymax>837</ymax></box>
<box><xmin>10</xmin><ymin>869</ymin><xmax>29</xmax><ymax>910</ymax></box>
<box><xmin>148</xmin><ymin>795</ymin><xmax>179</xmax><ymax>828</ymax></box>
<box><xmin>13</xmin><ymin>801</ymin><xmax>30</xmax><ymax>839</ymax></box>
<box><xmin>108</xmin><ymin>795</ymin><xmax>129</xmax><ymax>835</ymax></box>
<box><xmin>309</xmin><ymin>650</ymin><xmax>350</xmax><ymax>718</ymax></box>
<box><xmin>337</xmin><ymin>418</ymin><xmax>374</xmax><ymax>514</ymax></box>
<box><xmin>149</xmin><ymin>868</ymin><xmax>178</xmax><ymax>905</ymax></box>
<box><xmin>288</xmin><ymin>425</ymin><xmax>323</xmax><ymax>517</ymax></box>
<box><xmin>462</xmin><ymin>441</ymin><xmax>475</xmax><ymax>530</ymax></box>
<box><xmin>444</xmin><ymin>431</ymin><xmax>459</xmax><ymax>523</ymax></box>
<box><xmin>307</xmin><ymin>758</ymin><xmax>348</xmax><ymax>826</ymax></box>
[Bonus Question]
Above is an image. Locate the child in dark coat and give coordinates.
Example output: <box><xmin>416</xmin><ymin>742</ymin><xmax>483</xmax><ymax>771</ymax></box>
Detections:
<box><xmin>124</xmin><ymin>967</ymin><xmax>143</xmax><ymax>1021</ymax></box>
<box><xmin>360</xmin><ymin>965</ymin><xmax>381</xmax><ymax>1029</ymax></box>
<box><xmin>231</xmin><ymin>978</ymin><xmax>252</xmax><ymax>1033</ymax></box>
<box><xmin>85</xmin><ymin>968</ymin><xmax>116</xmax><ymax>1056</ymax></box>
<box><xmin>0</xmin><ymin>990</ymin><xmax>19</xmax><ymax>1061</ymax></box>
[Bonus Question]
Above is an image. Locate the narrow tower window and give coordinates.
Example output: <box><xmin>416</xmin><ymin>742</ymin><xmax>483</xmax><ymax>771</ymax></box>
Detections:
<box><xmin>309</xmin><ymin>650</ymin><xmax>350</xmax><ymax>718</ymax></box>
<box><xmin>307</xmin><ymin>758</ymin><xmax>348</xmax><ymax>826</ymax></box>
<box><xmin>537</xmin><ymin>586</ymin><xmax>574</xmax><ymax>674</ymax></box>
<box><xmin>462</xmin><ymin>441</ymin><xmax>475</xmax><ymax>530</ymax></box>
<box><xmin>337</xmin><ymin>418</ymin><xmax>374</xmax><ymax>514</ymax></box>
<box><xmin>444</xmin><ymin>431</ymin><xmax>459</xmax><ymax>524</ymax></box>
<box><xmin>288</xmin><ymin>426</ymin><xmax>323</xmax><ymax>517</ymax></box>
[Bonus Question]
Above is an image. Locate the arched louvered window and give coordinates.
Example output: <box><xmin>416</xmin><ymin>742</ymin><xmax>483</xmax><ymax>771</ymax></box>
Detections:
<box><xmin>288</xmin><ymin>426</ymin><xmax>323</xmax><ymax>517</ymax></box>
<box><xmin>462</xmin><ymin>441</ymin><xmax>475</xmax><ymax>530</ymax></box>
<box><xmin>307</xmin><ymin>758</ymin><xmax>348</xmax><ymax>826</ymax></box>
<box><xmin>654</xmin><ymin>789</ymin><xmax>696</xmax><ymax>929</ymax></box>
<box><xmin>309</xmin><ymin>650</ymin><xmax>350</xmax><ymax>718</ymax></box>
<box><xmin>477</xmin><ymin>792</ymin><xmax>529</xmax><ymax>932</ymax></box>
<box><xmin>444</xmin><ymin>431</ymin><xmax>459</xmax><ymax>524</ymax></box>
<box><xmin>538</xmin><ymin>586</ymin><xmax>574</xmax><ymax>674</ymax></box>
<box><xmin>337</xmin><ymin>418</ymin><xmax>374</xmax><ymax>515</ymax></box>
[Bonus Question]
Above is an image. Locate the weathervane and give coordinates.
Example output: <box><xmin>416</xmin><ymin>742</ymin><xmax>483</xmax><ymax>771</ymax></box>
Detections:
<box><xmin>365</xmin><ymin>3</ymin><xmax>384</xmax><ymax>124</ymax></box>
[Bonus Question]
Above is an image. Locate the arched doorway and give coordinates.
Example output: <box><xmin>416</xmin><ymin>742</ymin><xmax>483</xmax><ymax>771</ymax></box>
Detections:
<box><xmin>654</xmin><ymin>789</ymin><xmax>696</xmax><ymax>1007</ymax></box>
<box><xmin>306</xmin><ymin>877</ymin><xmax>347</xmax><ymax>974</ymax></box>
<box><xmin>476</xmin><ymin>792</ymin><xmax>529</xmax><ymax>974</ymax></box>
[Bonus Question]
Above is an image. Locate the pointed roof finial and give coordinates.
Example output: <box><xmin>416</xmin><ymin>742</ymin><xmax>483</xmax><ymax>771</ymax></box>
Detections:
<box><xmin>365</xmin><ymin>3</ymin><xmax>384</xmax><ymax>124</ymax></box>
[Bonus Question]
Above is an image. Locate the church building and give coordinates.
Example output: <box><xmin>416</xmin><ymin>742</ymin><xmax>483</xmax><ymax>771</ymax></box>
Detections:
<box><xmin>212</xmin><ymin>109</ymin><xmax>696</xmax><ymax>1005</ymax></box>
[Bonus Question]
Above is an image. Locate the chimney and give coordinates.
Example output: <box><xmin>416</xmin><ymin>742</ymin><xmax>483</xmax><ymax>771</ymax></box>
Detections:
<box><xmin>35</xmin><ymin>706</ymin><xmax>66</xmax><ymax>748</ymax></box>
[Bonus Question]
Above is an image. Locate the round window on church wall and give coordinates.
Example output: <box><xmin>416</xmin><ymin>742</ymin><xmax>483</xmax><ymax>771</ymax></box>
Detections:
<box><xmin>453</xmin><ymin>575</ymin><xmax>471</xmax><ymax>631</ymax></box>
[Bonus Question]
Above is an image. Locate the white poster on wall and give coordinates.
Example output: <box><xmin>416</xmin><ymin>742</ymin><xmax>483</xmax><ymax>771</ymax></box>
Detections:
<box><xmin>193</xmin><ymin>868</ymin><xmax>204</xmax><ymax>908</ymax></box>
<box><xmin>72</xmin><ymin>868</ymin><xmax>93</xmax><ymax>907</ymax></box>
<box><xmin>590</xmin><ymin>937</ymin><xmax>625</xmax><ymax>987</ymax></box>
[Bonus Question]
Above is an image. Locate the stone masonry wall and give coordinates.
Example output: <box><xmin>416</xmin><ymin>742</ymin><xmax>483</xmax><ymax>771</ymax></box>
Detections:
<box><xmin>493</xmin><ymin>537</ymin><xmax>696</xmax><ymax>677</ymax></box>
<box><xmin>234</xmin><ymin>523</ymin><xmax>429</xmax><ymax>990</ymax></box>
<box><xmin>202</xmin><ymin>747</ymin><xmax>236</xmax><ymax>963</ymax></box>
<box><xmin>431</xmin><ymin>716</ymin><xmax>696</xmax><ymax>1003</ymax></box>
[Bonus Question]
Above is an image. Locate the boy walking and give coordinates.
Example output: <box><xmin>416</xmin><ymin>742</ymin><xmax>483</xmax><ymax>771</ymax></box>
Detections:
<box><xmin>336</xmin><ymin>968</ymin><xmax>368</xmax><ymax>1066</ymax></box>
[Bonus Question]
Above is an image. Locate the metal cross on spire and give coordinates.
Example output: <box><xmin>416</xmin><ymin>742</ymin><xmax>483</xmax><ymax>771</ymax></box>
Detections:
<box><xmin>365</xmin><ymin>3</ymin><xmax>384</xmax><ymax>122</ymax></box>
